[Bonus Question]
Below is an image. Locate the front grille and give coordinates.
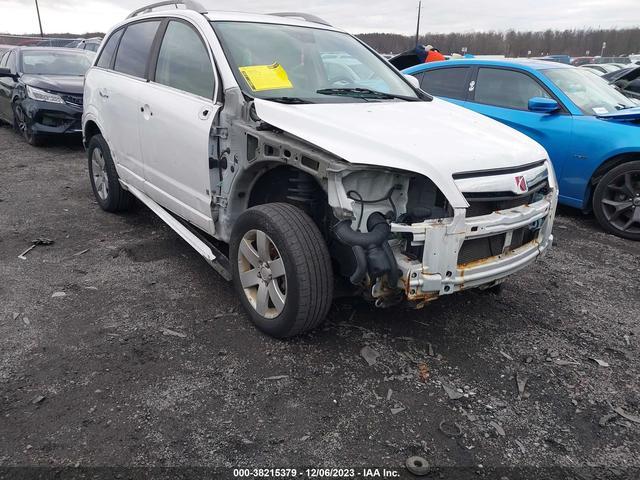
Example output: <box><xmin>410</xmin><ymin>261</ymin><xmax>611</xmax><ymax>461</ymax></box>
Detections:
<box><xmin>60</xmin><ymin>93</ymin><xmax>83</xmax><ymax>107</ymax></box>
<box><xmin>464</xmin><ymin>178</ymin><xmax>549</xmax><ymax>218</ymax></box>
<box><xmin>457</xmin><ymin>223</ymin><xmax>541</xmax><ymax>265</ymax></box>
<box><xmin>458</xmin><ymin>233</ymin><xmax>505</xmax><ymax>265</ymax></box>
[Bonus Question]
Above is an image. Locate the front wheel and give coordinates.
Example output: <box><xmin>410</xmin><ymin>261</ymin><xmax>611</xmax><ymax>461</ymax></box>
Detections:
<box><xmin>13</xmin><ymin>103</ymin><xmax>44</xmax><ymax>146</ymax></box>
<box><xmin>230</xmin><ymin>203</ymin><xmax>334</xmax><ymax>338</ymax></box>
<box><xmin>593</xmin><ymin>161</ymin><xmax>640</xmax><ymax>241</ymax></box>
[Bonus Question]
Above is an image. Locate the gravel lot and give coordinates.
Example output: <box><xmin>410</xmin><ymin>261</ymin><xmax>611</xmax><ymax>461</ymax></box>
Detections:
<box><xmin>0</xmin><ymin>125</ymin><xmax>639</xmax><ymax>479</ymax></box>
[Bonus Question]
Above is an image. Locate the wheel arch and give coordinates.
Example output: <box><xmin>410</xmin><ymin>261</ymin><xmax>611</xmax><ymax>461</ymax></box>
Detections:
<box><xmin>585</xmin><ymin>152</ymin><xmax>640</xmax><ymax>211</ymax></box>
<box><xmin>83</xmin><ymin>119</ymin><xmax>102</xmax><ymax>145</ymax></box>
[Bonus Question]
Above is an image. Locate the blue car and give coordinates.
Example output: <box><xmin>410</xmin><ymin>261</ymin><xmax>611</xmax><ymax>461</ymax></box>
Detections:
<box><xmin>403</xmin><ymin>59</ymin><xmax>640</xmax><ymax>240</ymax></box>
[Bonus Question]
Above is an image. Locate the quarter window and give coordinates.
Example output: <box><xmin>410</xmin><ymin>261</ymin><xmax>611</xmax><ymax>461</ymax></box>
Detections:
<box><xmin>474</xmin><ymin>68</ymin><xmax>550</xmax><ymax>110</ymax></box>
<box><xmin>154</xmin><ymin>21</ymin><xmax>214</xmax><ymax>98</ymax></box>
<box><xmin>114</xmin><ymin>21</ymin><xmax>160</xmax><ymax>78</ymax></box>
<box><xmin>419</xmin><ymin>67</ymin><xmax>470</xmax><ymax>100</ymax></box>
<box><xmin>97</xmin><ymin>29</ymin><xmax>123</xmax><ymax>69</ymax></box>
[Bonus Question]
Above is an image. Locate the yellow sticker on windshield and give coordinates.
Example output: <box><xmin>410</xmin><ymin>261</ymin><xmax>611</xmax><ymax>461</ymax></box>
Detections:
<box><xmin>239</xmin><ymin>63</ymin><xmax>293</xmax><ymax>91</ymax></box>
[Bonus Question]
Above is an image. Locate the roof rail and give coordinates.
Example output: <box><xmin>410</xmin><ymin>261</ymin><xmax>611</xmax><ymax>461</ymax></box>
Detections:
<box><xmin>269</xmin><ymin>12</ymin><xmax>332</xmax><ymax>27</ymax></box>
<box><xmin>127</xmin><ymin>0</ymin><xmax>207</xmax><ymax>19</ymax></box>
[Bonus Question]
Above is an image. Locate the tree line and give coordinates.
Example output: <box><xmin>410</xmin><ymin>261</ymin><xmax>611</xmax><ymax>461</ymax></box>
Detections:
<box><xmin>357</xmin><ymin>28</ymin><xmax>640</xmax><ymax>57</ymax></box>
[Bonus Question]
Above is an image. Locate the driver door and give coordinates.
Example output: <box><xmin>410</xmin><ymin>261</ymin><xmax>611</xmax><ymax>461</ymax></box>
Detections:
<box><xmin>138</xmin><ymin>19</ymin><xmax>220</xmax><ymax>234</ymax></box>
<box><xmin>468</xmin><ymin>67</ymin><xmax>574</xmax><ymax>178</ymax></box>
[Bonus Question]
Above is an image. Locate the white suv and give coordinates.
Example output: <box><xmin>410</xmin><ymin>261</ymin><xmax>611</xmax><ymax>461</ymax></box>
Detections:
<box><xmin>83</xmin><ymin>1</ymin><xmax>557</xmax><ymax>338</ymax></box>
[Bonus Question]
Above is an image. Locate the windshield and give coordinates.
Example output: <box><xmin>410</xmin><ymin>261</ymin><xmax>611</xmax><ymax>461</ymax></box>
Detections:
<box><xmin>212</xmin><ymin>21</ymin><xmax>421</xmax><ymax>103</ymax></box>
<box><xmin>20</xmin><ymin>50</ymin><xmax>95</xmax><ymax>75</ymax></box>
<box><xmin>544</xmin><ymin>67</ymin><xmax>636</xmax><ymax>114</ymax></box>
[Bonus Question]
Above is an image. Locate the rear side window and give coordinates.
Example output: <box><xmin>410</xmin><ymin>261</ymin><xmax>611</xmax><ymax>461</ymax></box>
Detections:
<box><xmin>97</xmin><ymin>29</ymin><xmax>123</xmax><ymax>69</ymax></box>
<box><xmin>474</xmin><ymin>68</ymin><xmax>550</xmax><ymax>110</ymax></box>
<box><xmin>154</xmin><ymin>20</ymin><xmax>214</xmax><ymax>98</ymax></box>
<box><xmin>114</xmin><ymin>21</ymin><xmax>160</xmax><ymax>78</ymax></box>
<box><xmin>419</xmin><ymin>67</ymin><xmax>470</xmax><ymax>100</ymax></box>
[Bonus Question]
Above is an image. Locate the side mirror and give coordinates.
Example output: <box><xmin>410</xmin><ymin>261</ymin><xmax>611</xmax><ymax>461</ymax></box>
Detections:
<box><xmin>528</xmin><ymin>97</ymin><xmax>560</xmax><ymax>113</ymax></box>
<box><xmin>404</xmin><ymin>74</ymin><xmax>420</xmax><ymax>89</ymax></box>
<box><xmin>0</xmin><ymin>67</ymin><xmax>16</xmax><ymax>79</ymax></box>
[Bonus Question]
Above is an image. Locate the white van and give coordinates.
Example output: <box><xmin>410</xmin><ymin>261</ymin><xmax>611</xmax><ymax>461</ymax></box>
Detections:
<box><xmin>83</xmin><ymin>1</ymin><xmax>557</xmax><ymax>338</ymax></box>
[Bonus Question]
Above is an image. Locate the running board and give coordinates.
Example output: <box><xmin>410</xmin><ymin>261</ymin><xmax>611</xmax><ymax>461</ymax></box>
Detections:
<box><xmin>125</xmin><ymin>184</ymin><xmax>232</xmax><ymax>281</ymax></box>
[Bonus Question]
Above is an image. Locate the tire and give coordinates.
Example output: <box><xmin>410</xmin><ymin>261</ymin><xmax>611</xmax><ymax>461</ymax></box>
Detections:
<box><xmin>592</xmin><ymin>161</ymin><xmax>640</xmax><ymax>241</ymax></box>
<box><xmin>230</xmin><ymin>203</ymin><xmax>333</xmax><ymax>338</ymax></box>
<box><xmin>87</xmin><ymin>134</ymin><xmax>132</xmax><ymax>212</ymax></box>
<box><xmin>13</xmin><ymin>102</ymin><xmax>44</xmax><ymax>146</ymax></box>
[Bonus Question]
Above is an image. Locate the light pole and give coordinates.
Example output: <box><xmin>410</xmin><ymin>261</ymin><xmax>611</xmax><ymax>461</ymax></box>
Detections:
<box><xmin>414</xmin><ymin>1</ymin><xmax>421</xmax><ymax>47</ymax></box>
<box><xmin>601</xmin><ymin>41</ymin><xmax>606</xmax><ymax>57</ymax></box>
<box><xmin>34</xmin><ymin>0</ymin><xmax>44</xmax><ymax>37</ymax></box>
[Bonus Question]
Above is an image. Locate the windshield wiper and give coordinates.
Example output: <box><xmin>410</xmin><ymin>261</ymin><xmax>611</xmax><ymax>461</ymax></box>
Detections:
<box><xmin>316</xmin><ymin>87</ymin><xmax>421</xmax><ymax>102</ymax></box>
<box><xmin>267</xmin><ymin>96</ymin><xmax>312</xmax><ymax>104</ymax></box>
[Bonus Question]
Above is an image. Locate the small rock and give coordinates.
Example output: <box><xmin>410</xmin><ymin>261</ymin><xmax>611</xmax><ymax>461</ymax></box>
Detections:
<box><xmin>391</xmin><ymin>406</ymin><xmax>406</xmax><ymax>415</ymax></box>
<box><xmin>51</xmin><ymin>292</ymin><xmax>66</xmax><ymax>298</ymax></box>
<box><xmin>31</xmin><ymin>395</ymin><xmax>46</xmax><ymax>405</ymax></box>
<box><xmin>360</xmin><ymin>346</ymin><xmax>380</xmax><ymax>366</ymax></box>
<box><xmin>442</xmin><ymin>382</ymin><xmax>464</xmax><ymax>400</ymax></box>
<box><xmin>264</xmin><ymin>375</ymin><xmax>288</xmax><ymax>381</ymax></box>
<box><xmin>489</xmin><ymin>421</ymin><xmax>505</xmax><ymax>436</ymax></box>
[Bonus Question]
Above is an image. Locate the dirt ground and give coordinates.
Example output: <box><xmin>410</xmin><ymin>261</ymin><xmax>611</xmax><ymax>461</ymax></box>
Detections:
<box><xmin>0</xmin><ymin>125</ymin><xmax>639</xmax><ymax>479</ymax></box>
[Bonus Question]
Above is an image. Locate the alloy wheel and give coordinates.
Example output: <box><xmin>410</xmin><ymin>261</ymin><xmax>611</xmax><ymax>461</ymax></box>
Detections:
<box><xmin>91</xmin><ymin>147</ymin><xmax>109</xmax><ymax>201</ymax></box>
<box><xmin>237</xmin><ymin>229</ymin><xmax>287</xmax><ymax>319</ymax></box>
<box><xmin>600</xmin><ymin>170</ymin><xmax>640</xmax><ymax>234</ymax></box>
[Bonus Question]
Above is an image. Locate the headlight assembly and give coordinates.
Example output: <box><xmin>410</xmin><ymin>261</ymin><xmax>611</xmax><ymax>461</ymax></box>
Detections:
<box><xmin>26</xmin><ymin>85</ymin><xmax>64</xmax><ymax>104</ymax></box>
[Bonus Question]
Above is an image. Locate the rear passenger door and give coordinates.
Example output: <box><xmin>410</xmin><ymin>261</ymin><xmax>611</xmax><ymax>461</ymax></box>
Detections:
<box><xmin>92</xmin><ymin>20</ymin><xmax>160</xmax><ymax>190</ymax></box>
<box><xmin>468</xmin><ymin>67</ymin><xmax>574</xmax><ymax>175</ymax></box>
<box><xmin>138</xmin><ymin>19</ymin><xmax>219</xmax><ymax>233</ymax></box>
<box><xmin>416</xmin><ymin>66</ymin><xmax>473</xmax><ymax>107</ymax></box>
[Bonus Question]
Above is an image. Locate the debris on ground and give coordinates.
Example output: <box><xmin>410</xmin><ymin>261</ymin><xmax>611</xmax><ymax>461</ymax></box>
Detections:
<box><xmin>418</xmin><ymin>363</ymin><xmax>430</xmax><ymax>383</ymax></box>
<box><xmin>441</xmin><ymin>382</ymin><xmax>464</xmax><ymax>400</ymax></box>
<box><xmin>160</xmin><ymin>328</ymin><xmax>187</xmax><ymax>338</ymax></box>
<box><xmin>391</xmin><ymin>406</ymin><xmax>406</xmax><ymax>415</ymax></box>
<box><xmin>489</xmin><ymin>421</ymin><xmax>506</xmax><ymax>436</ymax></box>
<box><xmin>500</xmin><ymin>351</ymin><xmax>514</xmax><ymax>361</ymax></box>
<box><xmin>515</xmin><ymin>439</ymin><xmax>526</xmax><ymax>454</ymax></box>
<box><xmin>590</xmin><ymin>358</ymin><xmax>610</xmax><ymax>367</ymax></box>
<box><xmin>73</xmin><ymin>248</ymin><xmax>89</xmax><ymax>256</ymax></box>
<box><xmin>22</xmin><ymin>317</ymin><xmax>30</xmax><ymax>326</ymax></box>
<box><xmin>18</xmin><ymin>238</ymin><xmax>54</xmax><ymax>260</ymax></box>
<box><xmin>12</xmin><ymin>312</ymin><xmax>20</xmax><ymax>321</ymax></box>
<box><xmin>599</xmin><ymin>412</ymin><xmax>618</xmax><ymax>427</ymax></box>
<box><xmin>360</xmin><ymin>346</ymin><xmax>380</xmax><ymax>366</ymax></box>
<box><xmin>427</xmin><ymin>343</ymin><xmax>435</xmax><ymax>357</ymax></box>
<box><xmin>516</xmin><ymin>373</ymin><xmax>529</xmax><ymax>399</ymax></box>
<box><xmin>438</xmin><ymin>420</ymin><xmax>463</xmax><ymax>438</ymax></box>
<box><xmin>614</xmin><ymin>407</ymin><xmax>640</xmax><ymax>424</ymax></box>
<box><xmin>553</xmin><ymin>358</ymin><xmax>579</xmax><ymax>366</ymax></box>
<box><xmin>264</xmin><ymin>375</ymin><xmax>289</xmax><ymax>381</ymax></box>
<box><xmin>386</xmin><ymin>389</ymin><xmax>393</xmax><ymax>401</ymax></box>
<box><xmin>31</xmin><ymin>395</ymin><xmax>46</xmax><ymax>405</ymax></box>
<box><xmin>51</xmin><ymin>292</ymin><xmax>67</xmax><ymax>298</ymax></box>
<box><xmin>405</xmin><ymin>456</ymin><xmax>430</xmax><ymax>476</ymax></box>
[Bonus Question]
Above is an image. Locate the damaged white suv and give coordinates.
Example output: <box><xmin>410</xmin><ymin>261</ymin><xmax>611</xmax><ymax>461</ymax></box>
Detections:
<box><xmin>83</xmin><ymin>1</ymin><xmax>557</xmax><ymax>338</ymax></box>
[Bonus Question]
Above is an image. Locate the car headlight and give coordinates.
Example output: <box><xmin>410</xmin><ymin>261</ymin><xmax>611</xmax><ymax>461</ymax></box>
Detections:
<box><xmin>26</xmin><ymin>85</ymin><xmax>64</xmax><ymax>104</ymax></box>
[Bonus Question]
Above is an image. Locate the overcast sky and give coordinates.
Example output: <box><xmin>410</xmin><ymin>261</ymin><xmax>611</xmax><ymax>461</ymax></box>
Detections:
<box><xmin>1</xmin><ymin>0</ymin><xmax>638</xmax><ymax>36</ymax></box>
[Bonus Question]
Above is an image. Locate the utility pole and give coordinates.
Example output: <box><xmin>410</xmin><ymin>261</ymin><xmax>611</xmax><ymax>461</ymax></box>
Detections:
<box><xmin>414</xmin><ymin>1</ymin><xmax>421</xmax><ymax>47</ymax></box>
<box><xmin>34</xmin><ymin>0</ymin><xmax>44</xmax><ymax>37</ymax></box>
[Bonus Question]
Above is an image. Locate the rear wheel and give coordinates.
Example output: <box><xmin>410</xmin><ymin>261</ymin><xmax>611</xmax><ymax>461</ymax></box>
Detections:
<box><xmin>593</xmin><ymin>161</ymin><xmax>640</xmax><ymax>241</ymax></box>
<box><xmin>13</xmin><ymin>103</ymin><xmax>44</xmax><ymax>146</ymax></box>
<box><xmin>87</xmin><ymin>134</ymin><xmax>132</xmax><ymax>212</ymax></box>
<box><xmin>230</xmin><ymin>203</ymin><xmax>333</xmax><ymax>338</ymax></box>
